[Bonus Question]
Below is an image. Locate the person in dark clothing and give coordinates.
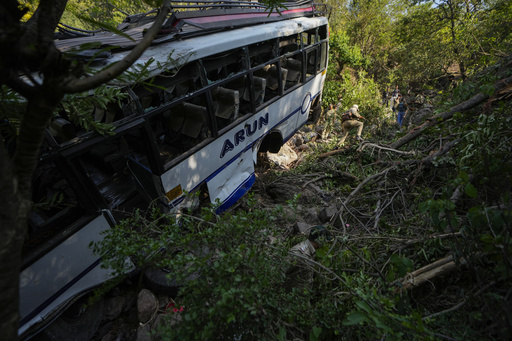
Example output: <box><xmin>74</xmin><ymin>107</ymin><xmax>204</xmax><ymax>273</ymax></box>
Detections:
<box><xmin>382</xmin><ymin>87</ymin><xmax>389</xmax><ymax>106</ymax></box>
<box><xmin>396</xmin><ymin>96</ymin><xmax>408</xmax><ymax>129</ymax></box>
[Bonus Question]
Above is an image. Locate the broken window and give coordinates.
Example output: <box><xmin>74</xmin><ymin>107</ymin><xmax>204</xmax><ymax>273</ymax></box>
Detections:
<box><xmin>253</xmin><ymin>62</ymin><xmax>284</xmax><ymax>105</ymax></box>
<box><xmin>202</xmin><ymin>48</ymin><xmax>247</xmax><ymax>84</ymax></box>
<box><xmin>79</xmin><ymin>132</ymin><xmax>145</xmax><ymax>208</ymax></box>
<box><xmin>279</xmin><ymin>34</ymin><xmax>299</xmax><ymax>55</ymax></box>
<box><xmin>150</xmin><ymin>92</ymin><xmax>213</xmax><ymax>170</ymax></box>
<box><xmin>133</xmin><ymin>62</ymin><xmax>202</xmax><ymax>111</ymax></box>
<box><xmin>26</xmin><ymin>160</ymin><xmax>85</xmax><ymax>253</ymax></box>
<box><xmin>282</xmin><ymin>53</ymin><xmax>303</xmax><ymax>91</ymax></box>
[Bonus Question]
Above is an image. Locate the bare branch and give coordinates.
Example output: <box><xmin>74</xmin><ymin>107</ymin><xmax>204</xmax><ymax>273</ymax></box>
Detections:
<box><xmin>63</xmin><ymin>0</ymin><xmax>171</xmax><ymax>93</ymax></box>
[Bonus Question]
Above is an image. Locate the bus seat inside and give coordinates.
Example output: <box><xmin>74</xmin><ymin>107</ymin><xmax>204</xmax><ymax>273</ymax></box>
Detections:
<box><xmin>213</xmin><ymin>87</ymin><xmax>240</xmax><ymax>120</ymax></box>
<box><xmin>168</xmin><ymin>106</ymin><xmax>186</xmax><ymax>132</ymax></box>
<box><xmin>285</xmin><ymin>58</ymin><xmax>301</xmax><ymax>84</ymax></box>
<box><xmin>181</xmin><ymin>102</ymin><xmax>208</xmax><ymax>139</ymax></box>
<box><xmin>252</xmin><ymin>76</ymin><xmax>266</xmax><ymax>105</ymax></box>
<box><xmin>227</xmin><ymin>76</ymin><xmax>247</xmax><ymax>101</ymax></box>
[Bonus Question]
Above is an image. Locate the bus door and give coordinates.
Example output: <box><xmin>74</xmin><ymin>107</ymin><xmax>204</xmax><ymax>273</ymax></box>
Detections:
<box><xmin>205</xmin><ymin>148</ymin><xmax>255</xmax><ymax>213</ymax></box>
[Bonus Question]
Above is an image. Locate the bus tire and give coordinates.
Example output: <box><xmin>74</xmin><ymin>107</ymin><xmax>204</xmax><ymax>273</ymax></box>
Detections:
<box><xmin>309</xmin><ymin>102</ymin><xmax>322</xmax><ymax>124</ymax></box>
<box><xmin>144</xmin><ymin>266</ymin><xmax>181</xmax><ymax>297</ymax></box>
<box><xmin>43</xmin><ymin>296</ymin><xmax>104</xmax><ymax>341</ymax></box>
<box><xmin>144</xmin><ymin>266</ymin><xmax>200</xmax><ymax>297</ymax></box>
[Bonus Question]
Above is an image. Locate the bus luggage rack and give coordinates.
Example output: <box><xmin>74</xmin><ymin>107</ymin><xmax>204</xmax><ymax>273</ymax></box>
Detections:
<box><xmin>56</xmin><ymin>1</ymin><xmax>324</xmax><ymax>53</ymax></box>
<box><xmin>165</xmin><ymin>0</ymin><xmax>315</xmax><ymax>10</ymax></box>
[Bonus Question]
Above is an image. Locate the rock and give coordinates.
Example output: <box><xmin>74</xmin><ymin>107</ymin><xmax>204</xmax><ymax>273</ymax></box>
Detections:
<box><xmin>267</xmin><ymin>144</ymin><xmax>298</xmax><ymax>167</ymax></box>
<box><xmin>303</xmin><ymin>208</ymin><xmax>321</xmax><ymax>224</ymax></box>
<box><xmin>294</xmin><ymin>134</ymin><xmax>304</xmax><ymax>146</ymax></box>
<box><xmin>157</xmin><ymin>296</ymin><xmax>170</xmax><ymax>311</ymax></box>
<box><xmin>318</xmin><ymin>205</ymin><xmax>338</xmax><ymax>223</ymax></box>
<box><xmin>104</xmin><ymin>296</ymin><xmax>125</xmax><ymax>321</ymax></box>
<box><xmin>296</xmin><ymin>144</ymin><xmax>311</xmax><ymax>152</ymax></box>
<box><xmin>300</xmin><ymin>126</ymin><xmax>312</xmax><ymax>133</ymax></box>
<box><xmin>137</xmin><ymin>289</ymin><xmax>158</xmax><ymax>324</ymax></box>
<box><xmin>267</xmin><ymin>182</ymin><xmax>299</xmax><ymax>202</ymax></box>
<box><xmin>292</xmin><ymin>222</ymin><xmax>310</xmax><ymax>234</ymax></box>
<box><xmin>136</xmin><ymin>323</ymin><xmax>152</xmax><ymax>341</ymax></box>
<box><xmin>304</xmin><ymin>131</ymin><xmax>319</xmax><ymax>143</ymax></box>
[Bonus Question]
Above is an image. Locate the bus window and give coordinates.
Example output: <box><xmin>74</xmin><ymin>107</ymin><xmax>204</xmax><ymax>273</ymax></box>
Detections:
<box><xmin>80</xmin><ymin>135</ymin><xmax>143</xmax><ymax>208</ymax></box>
<box><xmin>224</xmin><ymin>75</ymin><xmax>252</xmax><ymax>117</ymax></box>
<box><xmin>282</xmin><ymin>54</ymin><xmax>303</xmax><ymax>90</ymax></box>
<box><xmin>301</xmin><ymin>29</ymin><xmax>317</xmax><ymax>47</ymax></box>
<box><xmin>133</xmin><ymin>62</ymin><xmax>201</xmax><ymax>111</ymax></box>
<box><xmin>279</xmin><ymin>34</ymin><xmax>299</xmax><ymax>55</ymax></box>
<box><xmin>306</xmin><ymin>48</ymin><xmax>317</xmax><ymax>79</ymax></box>
<box><xmin>318</xmin><ymin>24</ymin><xmax>328</xmax><ymax>41</ymax></box>
<box><xmin>211</xmin><ymin>86</ymin><xmax>240</xmax><ymax>131</ymax></box>
<box><xmin>151</xmin><ymin>92</ymin><xmax>213</xmax><ymax>169</ymax></box>
<box><xmin>26</xmin><ymin>160</ymin><xmax>85</xmax><ymax>253</ymax></box>
<box><xmin>320</xmin><ymin>42</ymin><xmax>328</xmax><ymax>71</ymax></box>
<box><xmin>248</xmin><ymin>40</ymin><xmax>277</xmax><ymax>67</ymax></box>
<box><xmin>202</xmin><ymin>48</ymin><xmax>247</xmax><ymax>84</ymax></box>
<box><xmin>253</xmin><ymin>62</ymin><xmax>284</xmax><ymax>105</ymax></box>
<box><xmin>53</xmin><ymin>89</ymin><xmax>138</xmax><ymax>144</ymax></box>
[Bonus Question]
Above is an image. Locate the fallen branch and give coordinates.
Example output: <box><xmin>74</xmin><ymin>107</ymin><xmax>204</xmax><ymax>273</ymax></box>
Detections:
<box><xmin>331</xmin><ymin>167</ymin><xmax>394</xmax><ymax>229</ymax></box>
<box><xmin>422</xmin><ymin>281</ymin><xmax>496</xmax><ymax>321</ymax></box>
<box><xmin>395</xmin><ymin>232</ymin><xmax>462</xmax><ymax>251</ymax></box>
<box><xmin>301</xmin><ymin>175</ymin><xmax>328</xmax><ymax>190</ymax></box>
<box><xmin>317</xmin><ymin>146</ymin><xmax>350</xmax><ymax>158</ymax></box>
<box><xmin>392</xmin><ymin>75</ymin><xmax>512</xmax><ymax>150</ymax></box>
<box><xmin>357</xmin><ymin>143</ymin><xmax>417</xmax><ymax>156</ymax></box>
<box><xmin>391</xmin><ymin>93</ymin><xmax>487</xmax><ymax>149</ymax></box>
<box><xmin>396</xmin><ymin>254</ymin><xmax>467</xmax><ymax>292</ymax></box>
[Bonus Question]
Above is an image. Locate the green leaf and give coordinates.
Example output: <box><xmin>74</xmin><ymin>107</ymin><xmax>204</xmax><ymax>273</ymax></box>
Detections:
<box><xmin>309</xmin><ymin>326</ymin><xmax>322</xmax><ymax>340</ymax></box>
<box><xmin>343</xmin><ymin>312</ymin><xmax>368</xmax><ymax>325</ymax></box>
<box><xmin>459</xmin><ymin>171</ymin><xmax>469</xmax><ymax>182</ymax></box>
<box><xmin>465</xmin><ymin>183</ymin><xmax>477</xmax><ymax>198</ymax></box>
<box><xmin>355</xmin><ymin>300</ymin><xmax>372</xmax><ymax>313</ymax></box>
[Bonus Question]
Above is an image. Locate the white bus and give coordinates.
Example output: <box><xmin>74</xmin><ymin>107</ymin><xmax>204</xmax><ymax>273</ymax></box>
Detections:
<box><xmin>14</xmin><ymin>1</ymin><xmax>329</xmax><ymax>339</ymax></box>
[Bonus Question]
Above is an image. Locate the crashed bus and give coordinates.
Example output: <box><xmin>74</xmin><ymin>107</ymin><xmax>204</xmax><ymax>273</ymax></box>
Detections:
<box><xmin>10</xmin><ymin>1</ymin><xmax>329</xmax><ymax>339</ymax></box>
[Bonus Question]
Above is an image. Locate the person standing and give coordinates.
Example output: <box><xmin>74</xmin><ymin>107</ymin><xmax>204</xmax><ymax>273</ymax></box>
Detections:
<box><xmin>382</xmin><ymin>87</ymin><xmax>389</xmax><ymax>106</ymax></box>
<box><xmin>339</xmin><ymin>104</ymin><xmax>364</xmax><ymax>145</ymax></box>
<box><xmin>396</xmin><ymin>96</ymin><xmax>408</xmax><ymax>130</ymax></box>
<box><xmin>391</xmin><ymin>85</ymin><xmax>400</xmax><ymax>110</ymax></box>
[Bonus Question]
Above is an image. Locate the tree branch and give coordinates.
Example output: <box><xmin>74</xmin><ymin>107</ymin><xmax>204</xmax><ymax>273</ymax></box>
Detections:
<box><xmin>63</xmin><ymin>0</ymin><xmax>172</xmax><ymax>93</ymax></box>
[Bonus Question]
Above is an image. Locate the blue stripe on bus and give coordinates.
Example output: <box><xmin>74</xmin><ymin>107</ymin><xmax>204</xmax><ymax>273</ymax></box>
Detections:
<box><xmin>170</xmin><ymin>90</ymin><xmax>320</xmax><ymax>207</ymax></box>
<box><xmin>215</xmin><ymin>173</ymin><xmax>256</xmax><ymax>214</ymax></box>
<box><xmin>19</xmin><ymin>258</ymin><xmax>103</xmax><ymax>328</ymax></box>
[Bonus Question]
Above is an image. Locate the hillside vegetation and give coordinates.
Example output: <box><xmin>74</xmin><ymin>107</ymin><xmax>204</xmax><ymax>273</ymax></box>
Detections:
<box><xmin>94</xmin><ymin>54</ymin><xmax>512</xmax><ymax>340</ymax></box>
<box><xmin>2</xmin><ymin>1</ymin><xmax>511</xmax><ymax>340</ymax></box>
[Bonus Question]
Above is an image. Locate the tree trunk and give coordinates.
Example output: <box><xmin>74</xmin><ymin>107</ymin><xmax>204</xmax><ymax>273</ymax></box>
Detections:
<box><xmin>0</xmin><ymin>145</ymin><xmax>26</xmax><ymax>341</ymax></box>
<box><xmin>390</xmin><ymin>93</ymin><xmax>488</xmax><ymax>150</ymax></box>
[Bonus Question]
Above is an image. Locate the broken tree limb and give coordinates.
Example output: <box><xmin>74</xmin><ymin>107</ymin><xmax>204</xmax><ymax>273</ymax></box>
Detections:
<box><xmin>391</xmin><ymin>93</ymin><xmax>488</xmax><ymax>149</ymax></box>
<box><xmin>422</xmin><ymin>281</ymin><xmax>496</xmax><ymax>321</ymax></box>
<box><xmin>395</xmin><ymin>232</ymin><xmax>462</xmax><ymax>251</ymax></box>
<box><xmin>317</xmin><ymin>146</ymin><xmax>350</xmax><ymax>159</ymax></box>
<box><xmin>331</xmin><ymin>167</ymin><xmax>394</xmax><ymax>229</ymax></box>
<box><xmin>396</xmin><ymin>254</ymin><xmax>467</xmax><ymax>292</ymax></box>
<box><xmin>357</xmin><ymin>142</ymin><xmax>417</xmax><ymax>156</ymax></box>
<box><xmin>391</xmin><ymin>75</ymin><xmax>512</xmax><ymax>150</ymax></box>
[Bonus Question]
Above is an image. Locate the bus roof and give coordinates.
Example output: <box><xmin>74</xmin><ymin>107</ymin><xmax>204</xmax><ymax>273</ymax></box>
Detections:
<box><xmin>55</xmin><ymin>0</ymin><xmax>327</xmax><ymax>80</ymax></box>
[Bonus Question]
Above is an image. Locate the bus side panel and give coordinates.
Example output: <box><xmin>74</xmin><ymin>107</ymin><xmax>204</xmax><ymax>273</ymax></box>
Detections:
<box><xmin>161</xmin><ymin>73</ymin><xmax>326</xmax><ymax>210</ymax></box>
<box><xmin>268</xmin><ymin>74</ymin><xmax>325</xmax><ymax>144</ymax></box>
<box><xmin>18</xmin><ymin>212</ymin><xmax>130</xmax><ymax>337</ymax></box>
<box><xmin>206</xmin><ymin>149</ymin><xmax>255</xmax><ymax>213</ymax></box>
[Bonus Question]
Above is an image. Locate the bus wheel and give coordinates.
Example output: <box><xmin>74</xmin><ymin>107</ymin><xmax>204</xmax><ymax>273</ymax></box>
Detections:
<box><xmin>43</xmin><ymin>295</ymin><xmax>104</xmax><ymax>341</ymax></box>
<box><xmin>308</xmin><ymin>102</ymin><xmax>322</xmax><ymax>124</ymax></box>
<box><xmin>144</xmin><ymin>265</ymin><xmax>201</xmax><ymax>297</ymax></box>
